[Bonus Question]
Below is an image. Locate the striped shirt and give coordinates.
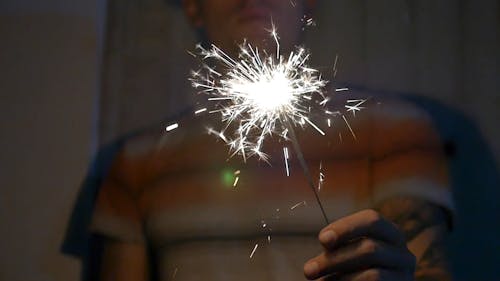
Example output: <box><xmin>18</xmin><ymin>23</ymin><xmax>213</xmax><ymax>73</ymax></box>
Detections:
<box><xmin>91</xmin><ymin>96</ymin><xmax>452</xmax><ymax>280</ymax></box>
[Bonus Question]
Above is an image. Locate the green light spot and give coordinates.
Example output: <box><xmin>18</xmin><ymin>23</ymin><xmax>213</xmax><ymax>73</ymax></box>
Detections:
<box><xmin>221</xmin><ymin>168</ymin><xmax>236</xmax><ymax>188</ymax></box>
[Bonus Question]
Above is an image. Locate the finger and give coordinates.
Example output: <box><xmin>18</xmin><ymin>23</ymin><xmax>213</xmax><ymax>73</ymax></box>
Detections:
<box><xmin>304</xmin><ymin>238</ymin><xmax>415</xmax><ymax>280</ymax></box>
<box><xmin>319</xmin><ymin>209</ymin><xmax>405</xmax><ymax>249</ymax></box>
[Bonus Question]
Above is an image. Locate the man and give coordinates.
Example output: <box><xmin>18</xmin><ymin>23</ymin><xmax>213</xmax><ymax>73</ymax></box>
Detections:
<box><xmin>66</xmin><ymin>1</ymin><xmax>455</xmax><ymax>280</ymax></box>
<box><xmin>181</xmin><ymin>3</ymin><xmax>451</xmax><ymax>280</ymax></box>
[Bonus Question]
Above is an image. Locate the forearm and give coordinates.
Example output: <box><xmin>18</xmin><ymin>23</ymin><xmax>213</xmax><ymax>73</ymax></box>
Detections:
<box><xmin>376</xmin><ymin>196</ymin><xmax>453</xmax><ymax>281</ymax></box>
<box><xmin>414</xmin><ymin>239</ymin><xmax>452</xmax><ymax>281</ymax></box>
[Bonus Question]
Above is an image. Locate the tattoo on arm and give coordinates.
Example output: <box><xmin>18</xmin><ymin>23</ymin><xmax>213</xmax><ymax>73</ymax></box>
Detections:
<box><xmin>376</xmin><ymin>196</ymin><xmax>452</xmax><ymax>281</ymax></box>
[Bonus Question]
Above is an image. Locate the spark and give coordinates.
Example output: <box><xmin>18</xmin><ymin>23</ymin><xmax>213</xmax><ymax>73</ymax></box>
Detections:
<box><xmin>233</xmin><ymin>176</ymin><xmax>239</xmax><ymax>187</ymax></box>
<box><xmin>290</xmin><ymin>200</ymin><xmax>307</xmax><ymax>210</ymax></box>
<box><xmin>332</xmin><ymin>54</ymin><xmax>339</xmax><ymax>78</ymax></box>
<box><xmin>325</xmin><ymin>110</ymin><xmax>340</xmax><ymax>116</ymax></box>
<box><xmin>319</xmin><ymin>97</ymin><xmax>329</xmax><ymax>106</ymax></box>
<box><xmin>250</xmin><ymin>243</ymin><xmax>259</xmax><ymax>258</ymax></box>
<box><xmin>273</xmin><ymin>208</ymin><xmax>281</xmax><ymax>220</ymax></box>
<box><xmin>335</xmin><ymin>87</ymin><xmax>349</xmax><ymax>92</ymax></box>
<box><xmin>261</xmin><ymin>219</ymin><xmax>272</xmax><ymax>243</ymax></box>
<box><xmin>260</xmin><ymin>220</ymin><xmax>267</xmax><ymax>228</ymax></box>
<box><xmin>166</xmin><ymin>123</ymin><xmax>179</xmax><ymax>132</ymax></box>
<box><xmin>190</xmin><ymin>24</ymin><xmax>328</xmax><ymax>160</ymax></box>
<box><xmin>283</xmin><ymin>147</ymin><xmax>290</xmax><ymax>176</ymax></box>
<box><xmin>208</xmin><ymin>128</ymin><xmax>228</xmax><ymax>142</ymax></box>
<box><xmin>194</xmin><ymin>108</ymin><xmax>207</xmax><ymax>114</ymax></box>
<box><xmin>301</xmin><ymin>15</ymin><xmax>317</xmax><ymax>30</ymax></box>
<box><xmin>342</xmin><ymin>115</ymin><xmax>357</xmax><ymax>140</ymax></box>
<box><xmin>345</xmin><ymin>99</ymin><xmax>367</xmax><ymax>117</ymax></box>
<box><xmin>305</xmin><ymin>18</ymin><xmax>316</xmax><ymax>27</ymax></box>
<box><xmin>304</xmin><ymin>117</ymin><xmax>325</xmax><ymax>136</ymax></box>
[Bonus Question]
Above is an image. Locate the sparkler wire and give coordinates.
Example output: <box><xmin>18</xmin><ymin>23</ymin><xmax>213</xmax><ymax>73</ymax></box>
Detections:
<box><xmin>285</xmin><ymin>119</ymin><xmax>329</xmax><ymax>225</ymax></box>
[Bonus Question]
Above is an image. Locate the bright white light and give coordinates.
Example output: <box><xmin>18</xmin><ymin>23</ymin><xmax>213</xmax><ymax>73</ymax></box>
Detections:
<box><xmin>166</xmin><ymin>123</ymin><xmax>179</xmax><ymax>132</ymax></box>
<box><xmin>243</xmin><ymin>73</ymin><xmax>293</xmax><ymax>112</ymax></box>
<box><xmin>190</xmin><ymin>26</ymin><xmax>327</xmax><ymax>160</ymax></box>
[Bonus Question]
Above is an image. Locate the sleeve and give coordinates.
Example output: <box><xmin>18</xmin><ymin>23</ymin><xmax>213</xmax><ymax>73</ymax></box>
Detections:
<box><xmin>370</xmin><ymin>100</ymin><xmax>454</xmax><ymax>215</ymax></box>
<box><xmin>90</xmin><ymin>150</ymin><xmax>145</xmax><ymax>244</ymax></box>
<box><xmin>61</xmin><ymin>139</ymin><xmax>124</xmax><ymax>258</ymax></box>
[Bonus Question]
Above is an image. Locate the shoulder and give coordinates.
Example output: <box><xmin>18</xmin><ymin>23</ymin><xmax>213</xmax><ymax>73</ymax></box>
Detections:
<box><xmin>106</xmin><ymin>112</ymin><xmax>227</xmax><ymax>191</ymax></box>
<box><xmin>323</xmin><ymin>90</ymin><xmax>444</xmax><ymax>159</ymax></box>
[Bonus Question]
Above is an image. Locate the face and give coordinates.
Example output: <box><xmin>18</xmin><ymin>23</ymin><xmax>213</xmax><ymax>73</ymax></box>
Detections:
<box><xmin>183</xmin><ymin>0</ymin><xmax>314</xmax><ymax>55</ymax></box>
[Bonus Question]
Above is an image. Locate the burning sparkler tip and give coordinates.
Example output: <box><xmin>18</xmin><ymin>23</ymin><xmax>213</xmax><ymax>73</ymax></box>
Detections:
<box><xmin>190</xmin><ymin>27</ymin><xmax>328</xmax><ymax>161</ymax></box>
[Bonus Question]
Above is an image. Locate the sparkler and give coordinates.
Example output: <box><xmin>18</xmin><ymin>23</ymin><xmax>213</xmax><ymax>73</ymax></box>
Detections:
<box><xmin>190</xmin><ymin>23</ymin><xmax>327</xmax><ymax>161</ymax></box>
<box><xmin>189</xmin><ymin>23</ymin><xmax>361</xmax><ymax>225</ymax></box>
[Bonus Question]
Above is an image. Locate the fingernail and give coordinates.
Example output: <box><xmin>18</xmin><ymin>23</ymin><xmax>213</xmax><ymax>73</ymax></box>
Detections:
<box><xmin>304</xmin><ymin>261</ymin><xmax>319</xmax><ymax>277</ymax></box>
<box><xmin>319</xmin><ymin>229</ymin><xmax>336</xmax><ymax>244</ymax></box>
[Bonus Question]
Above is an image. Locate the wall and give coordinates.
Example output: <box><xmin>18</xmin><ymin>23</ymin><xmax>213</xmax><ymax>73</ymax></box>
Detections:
<box><xmin>0</xmin><ymin>1</ymin><xmax>106</xmax><ymax>280</ymax></box>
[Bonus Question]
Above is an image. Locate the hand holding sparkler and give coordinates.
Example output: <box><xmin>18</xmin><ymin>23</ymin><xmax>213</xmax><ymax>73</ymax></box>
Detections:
<box><xmin>304</xmin><ymin>209</ymin><xmax>416</xmax><ymax>280</ymax></box>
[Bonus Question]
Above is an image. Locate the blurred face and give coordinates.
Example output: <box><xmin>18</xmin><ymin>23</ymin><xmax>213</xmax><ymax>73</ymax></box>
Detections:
<box><xmin>183</xmin><ymin>0</ymin><xmax>314</xmax><ymax>55</ymax></box>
